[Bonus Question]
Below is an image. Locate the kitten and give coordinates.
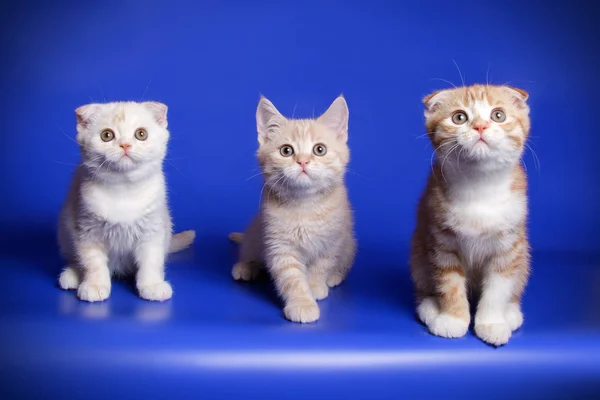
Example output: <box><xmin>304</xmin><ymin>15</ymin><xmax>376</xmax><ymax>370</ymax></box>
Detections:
<box><xmin>411</xmin><ymin>84</ymin><xmax>531</xmax><ymax>346</ymax></box>
<box><xmin>57</xmin><ymin>101</ymin><xmax>195</xmax><ymax>302</ymax></box>
<box><xmin>229</xmin><ymin>95</ymin><xmax>356</xmax><ymax>323</ymax></box>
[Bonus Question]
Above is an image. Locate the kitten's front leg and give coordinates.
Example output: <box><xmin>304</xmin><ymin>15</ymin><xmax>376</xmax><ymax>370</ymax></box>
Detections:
<box><xmin>134</xmin><ymin>236</ymin><xmax>172</xmax><ymax>301</ymax></box>
<box><xmin>475</xmin><ymin>244</ymin><xmax>529</xmax><ymax>346</ymax></box>
<box><xmin>308</xmin><ymin>257</ymin><xmax>336</xmax><ymax>300</ymax></box>
<box><xmin>417</xmin><ymin>247</ymin><xmax>470</xmax><ymax>339</ymax></box>
<box><xmin>268</xmin><ymin>251</ymin><xmax>319</xmax><ymax>323</ymax></box>
<box><xmin>76</xmin><ymin>242</ymin><xmax>111</xmax><ymax>302</ymax></box>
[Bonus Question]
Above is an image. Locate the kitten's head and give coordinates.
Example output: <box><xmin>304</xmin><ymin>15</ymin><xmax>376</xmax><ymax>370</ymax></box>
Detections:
<box><xmin>424</xmin><ymin>84</ymin><xmax>530</xmax><ymax>171</ymax></box>
<box><xmin>75</xmin><ymin>101</ymin><xmax>169</xmax><ymax>174</ymax></box>
<box><xmin>256</xmin><ymin>95</ymin><xmax>350</xmax><ymax>198</ymax></box>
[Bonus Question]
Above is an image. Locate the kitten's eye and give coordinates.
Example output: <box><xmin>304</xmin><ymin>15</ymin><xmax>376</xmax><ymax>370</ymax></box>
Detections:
<box><xmin>451</xmin><ymin>111</ymin><xmax>468</xmax><ymax>125</ymax></box>
<box><xmin>313</xmin><ymin>143</ymin><xmax>327</xmax><ymax>156</ymax></box>
<box><xmin>280</xmin><ymin>145</ymin><xmax>294</xmax><ymax>157</ymax></box>
<box><xmin>134</xmin><ymin>128</ymin><xmax>148</xmax><ymax>141</ymax></box>
<box><xmin>100</xmin><ymin>129</ymin><xmax>115</xmax><ymax>142</ymax></box>
<box><xmin>491</xmin><ymin>109</ymin><xmax>506</xmax><ymax>123</ymax></box>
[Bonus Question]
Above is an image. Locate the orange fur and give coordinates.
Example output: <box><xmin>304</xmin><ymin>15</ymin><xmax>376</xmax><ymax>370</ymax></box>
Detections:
<box><xmin>412</xmin><ymin>84</ymin><xmax>532</xmax><ymax>346</ymax></box>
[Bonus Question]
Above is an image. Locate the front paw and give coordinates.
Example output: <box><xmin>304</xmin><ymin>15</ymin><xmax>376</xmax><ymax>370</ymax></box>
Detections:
<box><xmin>310</xmin><ymin>282</ymin><xmax>329</xmax><ymax>300</ymax></box>
<box><xmin>138</xmin><ymin>281</ymin><xmax>173</xmax><ymax>302</ymax></box>
<box><xmin>232</xmin><ymin>262</ymin><xmax>261</xmax><ymax>281</ymax></box>
<box><xmin>474</xmin><ymin>321</ymin><xmax>511</xmax><ymax>346</ymax></box>
<box><xmin>427</xmin><ymin>313</ymin><xmax>469</xmax><ymax>339</ymax></box>
<box><xmin>283</xmin><ymin>299</ymin><xmax>320</xmax><ymax>323</ymax></box>
<box><xmin>77</xmin><ymin>281</ymin><xmax>111</xmax><ymax>302</ymax></box>
<box><xmin>59</xmin><ymin>266</ymin><xmax>80</xmax><ymax>290</ymax></box>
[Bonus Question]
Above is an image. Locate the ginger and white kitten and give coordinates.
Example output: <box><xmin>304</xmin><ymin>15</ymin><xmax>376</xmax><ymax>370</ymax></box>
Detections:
<box><xmin>229</xmin><ymin>96</ymin><xmax>356</xmax><ymax>323</ymax></box>
<box><xmin>58</xmin><ymin>101</ymin><xmax>195</xmax><ymax>302</ymax></box>
<box><xmin>411</xmin><ymin>84</ymin><xmax>531</xmax><ymax>346</ymax></box>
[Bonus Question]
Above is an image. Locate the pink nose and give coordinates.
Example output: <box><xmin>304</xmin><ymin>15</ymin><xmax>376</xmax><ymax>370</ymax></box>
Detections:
<box><xmin>473</xmin><ymin>122</ymin><xmax>489</xmax><ymax>135</ymax></box>
<box><xmin>120</xmin><ymin>143</ymin><xmax>132</xmax><ymax>151</ymax></box>
<box><xmin>297</xmin><ymin>160</ymin><xmax>310</xmax><ymax>167</ymax></box>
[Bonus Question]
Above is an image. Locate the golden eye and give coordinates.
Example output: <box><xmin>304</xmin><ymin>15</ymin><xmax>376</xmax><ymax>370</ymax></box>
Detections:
<box><xmin>134</xmin><ymin>128</ymin><xmax>148</xmax><ymax>141</ymax></box>
<box><xmin>451</xmin><ymin>111</ymin><xmax>468</xmax><ymax>125</ymax></box>
<box><xmin>491</xmin><ymin>109</ymin><xmax>506</xmax><ymax>123</ymax></box>
<box><xmin>280</xmin><ymin>145</ymin><xmax>294</xmax><ymax>157</ymax></box>
<box><xmin>313</xmin><ymin>143</ymin><xmax>327</xmax><ymax>156</ymax></box>
<box><xmin>100</xmin><ymin>129</ymin><xmax>114</xmax><ymax>142</ymax></box>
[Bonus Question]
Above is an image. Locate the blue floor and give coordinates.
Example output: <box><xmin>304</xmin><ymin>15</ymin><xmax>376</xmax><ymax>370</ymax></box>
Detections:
<box><xmin>2</xmin><ymin>0</ymin><xmax>600</xmax><ymax>398</ymax></box>
<box><xmin>1</xmin><ymin>226</ymin><xmax>599</xmax><ymax>399</ymax></box>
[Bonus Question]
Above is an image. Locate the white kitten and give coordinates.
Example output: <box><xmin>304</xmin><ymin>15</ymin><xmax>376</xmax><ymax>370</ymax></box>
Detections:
<box><xmin>57</xmin><ymin>101</ymin><xmax>195</xmax><ymax>302</ymax></box>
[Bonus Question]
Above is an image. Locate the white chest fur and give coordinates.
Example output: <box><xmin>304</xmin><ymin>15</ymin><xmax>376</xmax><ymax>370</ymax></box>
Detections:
<box><xmin>445</xmin><ymin>172</ymin><xmax>526</xmax><ymax>264</ymax></box>
<box><xmin>81</xmin><ymin>175</ymin><xmax>165</xmax><ymax>225</ymax></box>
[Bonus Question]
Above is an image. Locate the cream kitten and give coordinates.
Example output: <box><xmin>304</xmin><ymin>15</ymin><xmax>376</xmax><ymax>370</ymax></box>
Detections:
<box><xmin>58</xmin><ymin>101</ymin><xmax>195</xmax><ymax>302</ymax></box>
<box><xmin>411</xmin><ymin>84</ymin><xmax>531</xmax><ymax>346</ymax></box>
<box><xmin>229</xmin><ymin>95</ymin><xmax>356</xmax><ymax>323</ymax></box>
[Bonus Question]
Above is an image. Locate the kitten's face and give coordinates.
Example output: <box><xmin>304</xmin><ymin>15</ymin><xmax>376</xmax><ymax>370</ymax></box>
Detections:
<box><xmin>75</xmin><ymin>101</ymin><xmax>169</xmax><ymax>173</ymax></box>
<box><xmin>424</xmin><ymin>85</ymin><xmax>530</xmax><ymax>170</ymax></box>
<box><xmin>256</xmin><ymin>96</ymin><xmax>350</xmax><ymax>198</ymax></box>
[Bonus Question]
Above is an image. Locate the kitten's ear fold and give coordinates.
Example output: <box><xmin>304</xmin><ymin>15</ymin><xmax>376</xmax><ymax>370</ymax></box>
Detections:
<box><xmin>256</xmin><ymin>96</ymin><xmax>286</xmax><ymax>145</ymax></box>
<box><xmin>75</xmin><ymin>103</ymin><xmax>103</xmax><ymax>128</ymax></box>
<box><xmin>423</xmin><ymin>90</ymin><xmax>451</xmax><ymax>117</ymax></box>
<box><xmin>317</xmin><ymin>95</ymin><xmax>349</xmax><ymax>142</ymax></box>
<box><xmin>143</xmin><ymin>102</ymin><xmax>168</xmax><ymax>128</ymax></box>
<box><xmin>502</xmin><ymin>86</ymin><xmax>529</xmax><ymax>109</ymax></box>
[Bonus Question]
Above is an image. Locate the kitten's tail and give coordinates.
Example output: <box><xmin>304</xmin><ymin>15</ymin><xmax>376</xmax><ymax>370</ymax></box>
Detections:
<box><xmin>228</xmin><ymin>232</ymin><xmax>244</xmax><ymax>245</ymax></box>
<box><xmin>169</xmin><ymin>230</ymin><xmax>196</xmax><ymax>253</ymax></box>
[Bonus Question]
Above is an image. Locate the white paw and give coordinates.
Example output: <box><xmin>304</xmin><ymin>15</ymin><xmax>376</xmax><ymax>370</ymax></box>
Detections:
<box><xmin>505</xmin><ymin>303</ymin><xmax>524</xmax><ymax>331</ymax></box>
<box><xmin>416</xmin><ymin>297</ymin><xmax>440</xmax><ymax>326</ymax></box>
<box><xmin>283</xmin><ymin>300</ymin><xmax>320</xmax><ymax>323</ymax></box>
<box><xmin>475</xmin><ymin>321</ymin><xmax>512</xmax><ymax>346</ymax></box>
<box><xmin>326</xmin><ymin>273</ymin><xmax>345</xmax><ymax>288</ymax></box>
<box><xmin>138</xmin><ymin>281</ymin><xmax>173</xmax><ymax>302</ymax></box>
<box><xmin>232</xmin><ymin>262</ymin><xmax>261</xmax><ymax>281</ymax></box>
<box><xmin>310</xmin><ymin>282</ymin><xmax>329</xmax><ymax>300</ymax></box>
<box><xmin>77</xmin><ymin>281</ymin><xmax>111</xmax><ymax>302</ymax></box>
<box><xmin>58</xmin><ymin>266</ymin><xmax>80</xmax><ymax>290</ymax></box>
<box><xmin>427</xmin><ymin>313</ymin><xmax>469</xmax><ymax>339</ymax></box>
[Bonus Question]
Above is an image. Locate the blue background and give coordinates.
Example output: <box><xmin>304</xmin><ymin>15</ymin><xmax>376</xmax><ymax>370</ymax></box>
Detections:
<box><xmin>1</xmin><ymin>0</ymin><xmax>599</xmax><ymax>398</ymax></box>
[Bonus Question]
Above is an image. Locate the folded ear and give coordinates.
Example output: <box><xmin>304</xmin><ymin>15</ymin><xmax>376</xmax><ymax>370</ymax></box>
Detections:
<box><xmin>256</xmin><ymin>96</ymin><xmax>286</xmax><ymax>145</ymax></box>
<box><xmin>75</xmin><ymin>103</ymin><xmax>103</xmax><ymax>128</ymax></box>
<box><xmin>317</xmin><ymin>95</ymin><xmax>349</xmax><ymax>142</ymax></box>
<box><xmin>502</xmin><ymin>86</ymin><xmax>529</xmax><ymax>110</ymax></box>
<box><xmin>423</xmin><ymin>89</ymin><xmax>452</xmax><ymax>117</ymax></box>
<box><xmin>143</xmin><ymin>101</ymin><xmax>168</xmax><ymax>128</ymax></box>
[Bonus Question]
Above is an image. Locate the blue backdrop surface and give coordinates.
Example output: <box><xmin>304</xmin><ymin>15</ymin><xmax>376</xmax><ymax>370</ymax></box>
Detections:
<box><xmin>1</xmin><ymin>0</ymin><xmax>599</xmax><ymax>399</ymax></box>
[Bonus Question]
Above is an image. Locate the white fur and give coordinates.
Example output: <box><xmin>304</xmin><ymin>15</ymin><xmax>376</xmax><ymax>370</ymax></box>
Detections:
<box><xmin>58</xmin><ymin>101</ymin><xmax>194</xmax><ymax>302</ymax></box>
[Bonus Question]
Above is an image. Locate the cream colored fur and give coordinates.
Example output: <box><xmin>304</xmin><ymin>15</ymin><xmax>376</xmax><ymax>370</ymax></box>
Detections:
<box><xmin>57</xmin><ymin>101</ymin><xmax>195</xmax><ymax>302</ymax></box>
<box><xmin>230</xmin><ymin>95</ymin><xmax>356</xmax><ymax>323</ymax></box>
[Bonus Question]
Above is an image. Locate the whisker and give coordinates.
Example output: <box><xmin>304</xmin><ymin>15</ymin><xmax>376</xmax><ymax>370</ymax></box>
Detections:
<box><xmin>452</xmin><ymin>59</ymin><xmax>466</xmax><ymax>87</ymax></box>
<box><xmin>440</xmin><ymin>143</ymin><xmax>461</xmax><ymax>183</ymax></box>
<box><xmin>430</xmin><ymin>78</ymin><xmax>457</xmax><ymax>89</ymax></box>
<box><xmin>51</xmin><ymin>160</ymin><xmax>79</xmax><ymax>167</ymax></box>
<box><xmin>245</xmin><ymin>171</ymin><xmax>264</xmax><ymax>182</ymax></box>
<box><xmin>525</xmin><ymin>143</ymin><xmax>541</xmax><ymax>171</ymax></box>
<box><xmin>165</xmin><ymin>159</ymin><xmax>184</xmax><ymax>177</ymax></box>
<box><xmin>141</xmin><ymin>79</ymin><xmax>152</xmax><ymax>101</ymax></box>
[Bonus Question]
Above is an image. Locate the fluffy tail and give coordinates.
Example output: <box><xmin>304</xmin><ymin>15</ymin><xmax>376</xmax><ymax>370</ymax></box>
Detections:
<box><xmin>169</xmin><ymin>230</ymin><xmax>196</xmax><ymax>253</ymax></box>
<box><xmin>228</xmin><ymin>232</ymin><xmax>244</xmax><ymax>245</ymax></box>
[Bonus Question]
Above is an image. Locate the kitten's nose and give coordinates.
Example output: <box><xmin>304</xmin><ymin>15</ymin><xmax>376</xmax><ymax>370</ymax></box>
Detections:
<box><xmin>296</xmin><ymin>160</ymin><xmax>310</xmax><ymax>167</ymax></box>
<box><xmin>120</xmin><ymin>143</ymin><xmax>132</xmax><ymax>151</ymax></box>
<box><xmin>473</xmin><ymin>119</ymin><xmax>490</xmax><ymax>135</ymax></box>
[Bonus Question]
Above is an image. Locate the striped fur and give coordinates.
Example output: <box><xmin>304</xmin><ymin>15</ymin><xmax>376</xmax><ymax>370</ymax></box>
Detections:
<box><xmin>231</xmin><ymin>96</ymin><xmax>356</xmax><ymax>323</ymax></box>
<box><xmin>411</xmin><ymin>85</ymin><xmax>531</xmax><ymax>346</ymax></box>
